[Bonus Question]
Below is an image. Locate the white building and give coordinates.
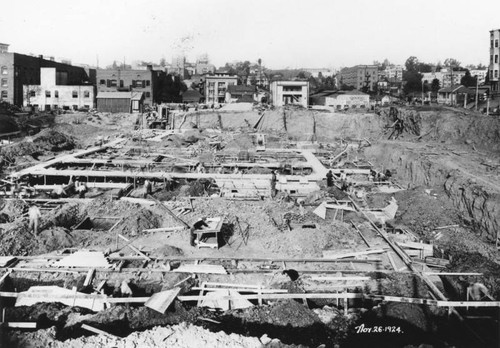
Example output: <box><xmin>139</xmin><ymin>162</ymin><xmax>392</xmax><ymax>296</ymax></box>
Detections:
<box><xmin>470</xmin><ymin>69</ymin><xmax>488</xmax><ymax>85</ymax></box>
<box><xmin>324</xmin><ymin>91</ymin><xmax>370</xmax><ymax>110</ymax></box>
<box><xmin>23</xmin><ymin>67</ymin><xmax>94</xmax><ymax>111</ymax></box>
<box><xmin>270</xmin><ymin>81</ymin><xmax>309</xmax><ymax>107</ymax></box>
<box><xmin>205</xmin><ymin>73</ymin><xmax>238</xmax><ymax>104</ymax></box>
<box><xmin>384</xmin><ymin>65</ymin><xmax>404</xmax><ymax>81</ymax></box>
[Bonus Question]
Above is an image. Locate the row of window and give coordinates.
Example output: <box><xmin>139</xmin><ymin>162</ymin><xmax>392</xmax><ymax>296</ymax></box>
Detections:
<box><xmin>491</xmin><ymin>70</ymin><xmax>499</xmax><ymax>78</ymax></box>
<box><xmin>491</xmin><ymin>39</ymin><xmax>499</xmax><ymax>48</ymax></box>
<box><xmin>30</xmin><ymin>90</ymin><xmax>91</xmax><ymax>98</ymax></box>
<box><xmin>99</xmin><ymin>79</ymin><xmax>150</xmax><ymax>88</ymax></box>
<box><xmin>491</xmin><ymin>54</ymin><xmax>499</xmax><ymax>64</ymax></box>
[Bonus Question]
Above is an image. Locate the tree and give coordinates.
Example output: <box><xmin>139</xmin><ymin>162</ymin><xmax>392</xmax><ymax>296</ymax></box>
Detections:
<box><xmin>297</xmin><ymin>71</ymin><xmax>307</xmax><ymax>79</ymax></box>
<box><xmin>443</xmin><ymin>58</ymin><xmax>462</xmax><ymax>70</ymax></box>
<box><xmin>159</xmin><ymin>58</ymin><xmax>167</xmax><ymax>67</ymax></box>
<box><xmin>477</xmin><ymin>63</ymin><xmax>487</xmax><ymax>70</ymax></box>
<box><xmin>405</xmin><ymin>56</ymin><xmax>420</xmax><ymax>73</ymax></box>
<box><xmin>403</xmin><ymin>70</ymin><xmax>423</xmax><ymax>94</ymax></box>
<box><xmin>431</xmin><ymin>78</ymin><xmax>441</xmax><ymax>94</ymax></box>
<box><xmin>461</xmin><ymin>70</ymin><xmax>477</xmax><ymax>87</ymax></box>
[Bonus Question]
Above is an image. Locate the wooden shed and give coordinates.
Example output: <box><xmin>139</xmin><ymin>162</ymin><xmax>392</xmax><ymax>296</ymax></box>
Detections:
<box><xmin>96</xmin><ymin>91</ymin><xmax>144</xmax><ymax>113</ymax></box>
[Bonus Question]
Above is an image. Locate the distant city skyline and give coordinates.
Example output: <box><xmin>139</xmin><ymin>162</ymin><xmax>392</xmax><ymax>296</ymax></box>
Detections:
<box><xmin>1</xmin><ymin>0</ymin><xmax>499</xmax><ymax>71</ymax></box>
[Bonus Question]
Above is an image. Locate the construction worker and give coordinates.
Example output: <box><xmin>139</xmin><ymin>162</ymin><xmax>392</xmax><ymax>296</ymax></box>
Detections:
<box><xmin>28</xmin><ymin>205</ymin><xmax>42</xmax><ymax>235</ymax></box>
<box><xmin>326</xmin><ymin>170</ymin><xmax>334</xmax><ymax>187</ymax></box>
<box><xmin>467</xmin><ymin>282</ymin><xmax>490</xmax><ymax>301</ymax></box>
<box><xmin>76</xmin><ymin>181</ymin><xmax>87</xmax><ymax>198</ymax></box>
<box><xmin>51</xmin><ymin>184</ymin><xmax>67</xmax><ymax>199</ymax></box>
<box><xmin>270</xmin><ymin>171</ymin><xmax>277</xmax><ymax>197</ymax></box>
<box><xmin>339</xmin><ymin>170</ymin><xmax>348</xmax><ymax>191</ymax></box>
<box><xmin>143</xmin><ymin>179</ymin><xmax>152</xmax><ymax>197</ymax></box>
<box><xmin>190</xmin><ymin>217</ymin><xmax>209</xmax><ymax>247</ymax></box>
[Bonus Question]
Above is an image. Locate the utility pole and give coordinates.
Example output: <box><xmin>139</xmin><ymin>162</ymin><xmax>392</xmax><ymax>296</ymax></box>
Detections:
<box><xmin>475</xmin><ymin>75</ymin><xmax>479</xmax><ymax>111</ymax></box>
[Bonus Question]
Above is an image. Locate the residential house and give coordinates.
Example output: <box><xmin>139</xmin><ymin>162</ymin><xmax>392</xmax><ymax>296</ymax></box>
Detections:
<box><xmin>96</xmin><ymin>91</ymin><xmax>144</xmax><ymax>113</ymax></box>
<box><xmin>23</xmin><ymin>67</ymin><xmax>95</xmax><ymax>111</ymax></box>
<box><xmin>270</xmin><ymin>81</ymin><xmax>309</xmax><ymax>107</ymax></box>
<box><xmin>96</xmin><ymin>66</ymin><xmax>162</xmax><ymax>107</ymax></box>
<box><xmin>0</xmin><ymin>45</ymin><xmax>93</xmax><ymax>106</ymax></box>
<box><xmin>437</xmin><ymin>85</ymin><xmax>475</xmax><ymax>106</ymax></box>
<box><xmin>205</xmin><ymin>73</ymin><xmax>238</xmax><ymax>104</ymax></box>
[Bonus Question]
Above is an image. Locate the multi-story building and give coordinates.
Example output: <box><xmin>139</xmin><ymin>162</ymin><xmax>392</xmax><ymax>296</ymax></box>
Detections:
<box><xmin>422</xmin><ymin>69</ymin><xmax>467</xmax><ymax>89</ymax></box>
<box><xmin>0</xmin><ymin>45</ymin><xmax>93</xmax><ymax>106</ymax></box>
<box><xmin>339</xmin><ymin>65</ymin><xmax>378</xmax><ymax>91</ymax></box>
<box><xmin>23</xmin><ymin>67</ymin><xmax>95</xmax><ymax>111</ymax></box>
<box><xmin>384</xmin><ymin>65</ymin><xmax>404</xmax><ymax>82</ymax></box>
<box><xmin>270</xmin><ymin>81</ymin><xmax>309</xmax><ymax>107</ymax></box>
<box><xmin>195</xmin><ymin>54</ymin><xmax>216</xmax><ymax>75</ymax></box>
<box><xmin>489</xmin><ymin>29</ymin><xmax>500</xmax><ymax>92</ymax></box>
<box><xmin>470</xmin><ymin>69</ymin><xmax>488</xmax><ymax>85</ymax></box>
<box><xmin>205</xmin><ymin>73</ymin><xmax>238</xmax><ymax>104</ymax></box>
<box><xmin>0</xmin><ymin>43</ymin><xmax>9</xmax><ymax>54</ymax></box>
<box><xmin>96</xmin><ymin>66</ymin><xmax>163</xmax><ymax>106</ymax></box>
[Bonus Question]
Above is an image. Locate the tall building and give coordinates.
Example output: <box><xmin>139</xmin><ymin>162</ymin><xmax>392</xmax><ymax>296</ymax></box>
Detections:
<box><xmin>489</xmin><ymin>29</ymin><xmax>500</xmax><ymax>92</ymax></box>
<box><xmin>0</xmin><ymin>45</ymin><xmax>93</xmax><ymax>106</ymax></box>
<box><xmin>339</xmin><ymin>65</ymin><xmax>378</xmax><ymax>91</ymax></box>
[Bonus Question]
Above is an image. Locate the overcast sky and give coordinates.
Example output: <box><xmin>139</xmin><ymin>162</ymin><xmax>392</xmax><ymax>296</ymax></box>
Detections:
<box><xmin>1</xmin><ymin>0</ymin><xmax>499</xmax><ymax>70</ymax></box>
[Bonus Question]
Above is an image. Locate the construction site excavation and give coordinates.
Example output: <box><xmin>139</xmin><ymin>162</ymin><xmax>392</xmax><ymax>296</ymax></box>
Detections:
<box><xmin>0</xmin><ymin>103</ymin><xmax>499</xmax><ymax>348</ymax></box>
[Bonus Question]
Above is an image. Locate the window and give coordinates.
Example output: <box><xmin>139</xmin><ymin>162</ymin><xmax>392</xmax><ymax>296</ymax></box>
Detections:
<box><xmin>54</xmin><ymin>90</ymin><xmax>59</xmax><ymax>98</ymax></box>
<box><xmin>30</xmin><ymin>90</ymin><xmax>36</xmax><ymax>97</ymax></box>
<box><xmin>99</xmin><ymin>79</ymin><xmax>106</xmax><ymax>85</ymax></box>
<box><xmin>145</xmin><ymin>92</ymin><xmax>151</xmax><ymax>98</ymax></box>
<box><xmin>496</xmin><ymin>55</ymin><xmax>499</xmax><ymax>64</ymax></box>
<box><xmin>119</xmin><ymin>80</ymin><xmax>124</xmax><ymax>88</ymax></box>
<box><xmin>1</xmin><ymin>78</ymin><xmax>7</xmax><ymax>87</ymax></box>
<box><xmin>72</xmin><ymin>91</ymin><xmax>78</xmax><ymax>98</ymax></box>
<box><xmin>110</xmin><ymin>79</ymin><xmax>117</xmax><ymax>87</ymax></box>
<box><xmin>491</xmin><ymin>55</ymin><xmax>494</xmax><ymax>63</ymax></box>
<box><xmin>73</xmin><ymin>105</ymin><xmax>78</xmax><ymax>110</ymax></box>
<box><xmin>45</xmin><ymin>90</ymin><xmax>51</xmax><ymax>97</ymax></box>
<box><xmin>496</xmin><ymin>39</ymin><xmax>499</xmax><ymax>48</ymax></box>
<box><xmin>84</xmin><ymin>91</ymin><xmax>90</xmax><ymax>98</ymax></box>
<box><xmin>1</xmin><ymin>91</ymin><xmax>7</xmax><ymax>99</ymax></box>
<box><xmin>146</xmin><ymin>80</ymin><xmax>150</xmax><ymax>86</ymax></box>
<box><xmin>492</xmin><ymin>40</ymin><xmax>494</xmax><ymax>48</ymax></box>
<box><xmin>1</xmin><ymin>66</ymin><xmax>7</xmax><ymax>75</ymax></box>
<box><xmin>495</xmin><ymin>70</ymin><xmax>499</xmax><ymax>78</ymax></box>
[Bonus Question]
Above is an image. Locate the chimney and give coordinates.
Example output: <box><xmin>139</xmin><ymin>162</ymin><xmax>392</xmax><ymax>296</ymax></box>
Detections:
<box><xmin>38</xmin><ymin>55</ymin><xmax>43</xmax><ymax>59</ymax></box>
<box><xmin>147</xmin><ymin>64</ymin><xmax>153</xmax><ymax>71</ymax></box>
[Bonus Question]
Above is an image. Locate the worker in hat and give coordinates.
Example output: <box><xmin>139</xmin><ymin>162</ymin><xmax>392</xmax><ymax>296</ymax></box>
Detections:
<box><xmin>190</xmin><ymin>217</ymin><xmax>209</xmax><ymax>247</ymax></box>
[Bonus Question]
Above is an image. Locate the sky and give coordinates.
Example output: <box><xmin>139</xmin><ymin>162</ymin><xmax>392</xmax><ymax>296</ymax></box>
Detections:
<box><xmin>1</xmin><ymin>0</ymin><xmax>500</xmax><ymax>70</ymax></box>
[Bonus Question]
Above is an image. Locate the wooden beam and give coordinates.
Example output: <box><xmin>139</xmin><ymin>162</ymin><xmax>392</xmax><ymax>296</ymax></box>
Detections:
<box><xmin>81</xmin><ymin>324</ymin><xmax>118</xmax><ymax>338</ymax></box>
<box><xmin>0</xmin><ymin>322</ymin><xmax>37</xmax><ymax>329</ymax></box>
<box><xmin>118</xmin><ymin>234</ymin><xmax>151</xmax><ymax>261</ymax></box>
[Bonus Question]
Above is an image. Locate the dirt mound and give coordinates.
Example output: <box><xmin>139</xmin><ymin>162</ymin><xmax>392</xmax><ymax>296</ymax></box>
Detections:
<box><xmin>85</xmin><ymin>198</ymin><xmax>161</xmax><ymax>237</ymax></box>
<box><xmin>0</xmin><ymin>199</ymin><xmax>29</xmax><ymax>222</ymax></box>
<box><xmin>32</xmin><ymin>129</ymin><xmax>77</xmax><ymax>152</ymax></box>
<box><xmin>35</xmin><ymin>227</ymin><xmax>76</xmax><ymax>253</ymax></box>
<box><xmin>150</xmin><ymin>244</ymin><xmax>184</xmax><ymax>257</ymax></box>
<box><xmin>225</xmin><ymin>133</ymin><xmax>255</xmax><ymax>150</ymax></box>
<box><xmin>8</xmin><ymin>322</ymin><xmax>271</xmax><ymax>348</ymax></box>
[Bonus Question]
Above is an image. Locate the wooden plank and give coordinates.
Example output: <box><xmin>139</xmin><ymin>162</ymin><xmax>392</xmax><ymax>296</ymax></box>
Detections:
<box><xmin>0</xmin><ymin>291</ymin><xmax>19</xmax><ymax>298</ymax></box>
<box><xmin>350</xmin><ymin>221</ymin><xmax>370</xmax><ymax>247</ymax></box>
<box><xmin>0</xmin><ymin>322</ymin><xmax>37</xmax><ymax>329</ymax></box>
<box><xmin>147</xmin><ymin>195</ymin><xmax>190</xmax><ymax>228</ymax></box>
<box><xmin>436</xmin><ymin>301</ymin><xmax>500</xmax><ymax>308</ymax></box>
<box><xmin>192</xmin><ymin>287</ymin><xmax>288</xmax><ymax>293</ymax></box>
<box><xmin>386</xmin><ymin>252</ymin><xmax>398</xmax><ymax>271</ymax></box>
<box><xmin>322</xmin><ymin>248</ymin><xmax>387</xmax><ymax>259</ymax></box>
<box><xmin>142</xmin><ymin>226</ymin><xmax>185</xmax><ymax>233</ymax></box>
<box><xmin>144</xmin><ymin>287</ymin><xmax>181</xmax><ymax>314</ymax></box>
<box><xmin>424</xmin><ymin>272</ymin><xmax>483</xmax><ymax>276</ymax></box>
<box><xmin>83</xmin><ymin>268</ymin><xmax>95</xmax><ymax>287</ymax></box>
<box><xmin>118</xmin><ymin>234</ymin><xmax>151</xmax><ymax>261</ymax></box>
<box><xmin>173</xmin><ymin>264</ymin><xmax>227</xmax><ymax>274</ymax></box>
<box><xmin>81</xmin><ymin>324</ymin><xmax>118</xmax><ymax>338</ymax></box>
<box><xmin>310</xmin><ymin>276</ymin><xmax>370</xmax><ymax>282</ymax></box>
